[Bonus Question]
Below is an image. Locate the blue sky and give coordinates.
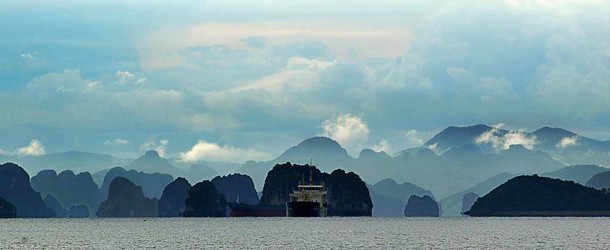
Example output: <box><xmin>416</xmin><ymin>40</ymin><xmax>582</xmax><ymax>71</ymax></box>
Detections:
<box><xmin>1</xmin><ymin>0</ymin><xmax>610</xmax><ymax>162</ymax></box>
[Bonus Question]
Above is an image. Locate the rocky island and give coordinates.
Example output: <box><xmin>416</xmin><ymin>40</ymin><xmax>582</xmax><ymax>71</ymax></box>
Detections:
<box><xmin>97</xmin><ymin>177</ymin><xmax>158</xmax><ymax>217</ymax></box>
<box><xmin>0</xmin><ymin>163</ymin><xmax>54</xmax><ymax>218</ymax></box>
<box><xmin>183</xmin><ymin>180</ymin><xmax>227</xmax><ymax>217</ymax></box>
<box><xmin>259</xmin><ymin>162</ymin><xmax>372</xmax><ymax>216</ymax></box>
<box><xmin>404</xmin><ymin>195</ymin><xmax>440</xmax><ymax>217</ymax></box>
<box><xmin>157</xmin><ymin>177</ymin><xmax>192</xmax><ymax>217</ymax></box>
<box><xmin>466</xmin><ymin>175</ymin><xmax>610</xmax><ymax>216</ymax></box>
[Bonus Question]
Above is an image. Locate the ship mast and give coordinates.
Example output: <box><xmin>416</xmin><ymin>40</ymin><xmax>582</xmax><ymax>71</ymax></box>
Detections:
<box><xmin>309</xmin><ymin>159</ymin><xmax>314</xmax><ymax>185</ymax></box>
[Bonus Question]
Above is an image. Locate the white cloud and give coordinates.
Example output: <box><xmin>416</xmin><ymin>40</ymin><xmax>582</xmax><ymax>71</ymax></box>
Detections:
<box><xmin>104</xmin><ymin>138</ymin><xmax>130</xmax><ymax>145</ymax></box>
<box><xmin>556</xmin><ymin>136</ymin><xmax>579</xmax><ymax>149</ymax></box>
<box><xmin>178</xmin><ymin>140</ymin><xmax>271</xmax><ymax>163</ymax></box>
<box><xmin>475</xmin><ymin>124</ymin><xmax>537</xmax><ymax>151</ymax></box>
<box><xmin>140</xmin><ymin>139</ymin><xmax>169</xmax><ymax>157</ymax></box>
<box><xmin>405</xmin><ymin>129</ymin><xmax>424</xmax><ymax>147</ymax></box>
<box><xmin>322</xmin><ymin>114</ymin><xmax>369</xmax><ymax>154</ymax></box>
<box><xmin>370</xmin><ymin>140</ymin><xmax>392</xmax><ymax>155</ymax></box>
<box><xmin>115</xmin><ymin>70</ymin><xmax>135</xmax><ymax>84</ymax></box>
<box><xmin>16</xmin><ymin>139</ymin><xmax>46</xmax><ymax>157</ymax></box>
<box><xmin>20</xmin><ymin>53</ymin><xmax>34</xmax><ymax>60</ymax></box>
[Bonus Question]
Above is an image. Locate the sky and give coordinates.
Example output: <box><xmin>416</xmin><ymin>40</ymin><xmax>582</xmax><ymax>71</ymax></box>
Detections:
<box><xmin>1</xmin><ymin>0</ymin><xmax>610</xmax><ymax>162</ymax></box>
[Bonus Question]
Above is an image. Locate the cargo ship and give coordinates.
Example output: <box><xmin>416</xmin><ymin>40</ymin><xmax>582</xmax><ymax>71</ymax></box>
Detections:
<box><xmin>286</xmin><ymin>167</ymin><xmax>328</xmax><ymax>217</ymax></box>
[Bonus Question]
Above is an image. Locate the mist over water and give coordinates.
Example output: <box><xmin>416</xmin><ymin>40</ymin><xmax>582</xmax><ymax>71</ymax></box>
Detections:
<box><xmin>1</xmin><ymin>217</ymin><xmax>609</xmax><ymax>249</ymax></box>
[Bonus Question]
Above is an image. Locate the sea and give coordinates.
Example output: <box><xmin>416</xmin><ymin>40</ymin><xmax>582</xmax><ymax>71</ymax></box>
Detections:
<box><xmin>1</xmin><ymin>217</ymin><xmax>609</xmax><ymax>249</ymax></box>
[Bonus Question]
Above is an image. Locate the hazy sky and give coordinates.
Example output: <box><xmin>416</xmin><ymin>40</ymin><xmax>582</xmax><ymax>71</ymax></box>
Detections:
<box><xmin>1</xmin><ymin>0</ymin><xmax>609</xmax><ymax>162</ymax></box>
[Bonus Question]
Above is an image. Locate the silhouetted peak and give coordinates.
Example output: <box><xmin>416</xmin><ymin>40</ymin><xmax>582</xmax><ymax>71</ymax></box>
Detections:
<box><xmin>533</xmin><ymin>127</ymin><xmax>577</xmax><ymax>137</ymax></box>
<box><xmin>173</xmin><ymin>177</ymin><xmax>191</xmax><ymax>185</ymax></box>
<box><xmin>279</xmin><ymin>136</ymin><xmax>351</xmax><ymax>160</ymax></box>
<box><xmin>297</xmin><ymin>136</ymin><xmax>343</xmax><ymax>149</ymax></box>
<box><xmin>108</xmin><ymin>177</ymin><xmax>144</xmax><ymax>198</ymax></box>
<box><xmin>58</xmin><ymin>170</ymin><xmax>76</xmax><ymax>178</ymax></box>
<box><xmin>424</xmin><ymin>124</ymin><xmax>495</xmax><ymax>149</ymax></box>
<box><xmin>144</xmin><ymin>150</ymin><xmax>161</xmax><ymax>158</ymax></box>
<box><xmin>358</xmin><ymin>149</ymin><xmax>390</xmax><ymax>160</ymax></box>
<box><xmin>374</xmin><ymin>178</ymin><xmax>399</xmax><ymax>187</ymax></box>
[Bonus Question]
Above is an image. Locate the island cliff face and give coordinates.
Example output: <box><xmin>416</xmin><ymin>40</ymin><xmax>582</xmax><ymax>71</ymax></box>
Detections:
<box><xmin>212</xmin><ymin>174</ymin><xmax>259</xmax><ymax>205</ymax></box>
<box><xmin>259</xmin><ymin>162</ymin><xmax>373</xmax><ymax>216</ymax></box>
<box><xmin>183</xmin><ymin>181</ymin><xmax>227</xmax><ymax>217</ymax></box>
<box><xmin>31</xmin><ymin>169</ymin><xmax>101</xmax><ymax>216</ymax></box>
<box><xmin>326</xmin><ymin>169</ymin><xmax>373</xmax><ymax>216</ymax></box>
<box><xmin>0</xmin><ymin>163</ymin><xmax>54</xmax><ymax>218</ymax></box>
<box><xmin>158</xmin><ymin>177</ymin><xmax>191</xmax><ymax>217</ymax></box>
<box><xmin>0</xmin><ymin>196</ymin><xmax>16</xmax><ymax>218</ymax></box>
<box><xmin>97</xmin><ymin>177</ymin><xmax>158</xmax><ymax>218</ymax></box>
<box><xmin>466</xmin><ymin>175</ymin><xmax>610</xmax><ymax>216</ymax></box>
<box><xmin>404</xmin><ymin>195</ymin><xmax>440</xmax><ymax>217</ymax></box>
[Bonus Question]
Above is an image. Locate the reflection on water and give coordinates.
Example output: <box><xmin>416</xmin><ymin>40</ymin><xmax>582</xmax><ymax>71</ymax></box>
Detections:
<box><xmin>1</xmin><ymin>217</ymin><xmax>609</xmax><ymax>249</ymax></box>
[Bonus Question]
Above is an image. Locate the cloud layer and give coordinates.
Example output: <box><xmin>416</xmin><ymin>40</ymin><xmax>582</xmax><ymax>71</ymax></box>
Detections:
<box><xmin>1</xmin><ymin>1</ymin><xmax>610</xmax><ymax>158</ymax></box>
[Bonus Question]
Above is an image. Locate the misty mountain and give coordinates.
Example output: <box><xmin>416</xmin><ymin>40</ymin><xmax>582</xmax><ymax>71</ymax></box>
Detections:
<box><xmin>172</xmin><ymin>160</ymin><xmax>241</xmax><ymax>177</ymax></box>
<box><xmin>238</xmin><ymin>135</ymin><xmax>565</xmax><ymax>198</ymax></box>
<box><xmin>424</xmin><ymin>124</ymin><xmax>501</xmax><ymax>153</ymax></box>
<box><xmin>586</xmin><ymin>171</ymin><xmax>610</xmax><ymax>190</ymax></box>
<box><xmin>439</xmin><ymin>173</ymin><xmax>516</xmax><ymax>216</ymax></box>
<box><xmin>372</xmin><ymin>179</ymin><xmax>434</xmax><ymax>202</ymax></box>
<box><xmin>367</xmin><ymin>186</ymin><xmax>403</xmax><ymax>217</ymax></box>
<box><xmin>440</xmin><ymin>165</ymin><xmax>609</xmax><ymax>216</ymax></box>
<box><xmin>541</xmin><ymin>165</ymin><xmax>608</xmax><ymax>185</ymax></box>
<box><xmin>238</xmin><ymin>137</ymin><xmax>356</xmax><ymax>190</ymax></box>
<box><xmin>100</xmin><ymin>167</ymin><xmax>174</xmax><ymax>199</ymax></box>
<box><xmin>31</xmin><ymin>169</ymin><xmax>102</xmax><ymax>216</ymax></box>
<box><xmin>0</xmin><ymin>151</ymin><xmax>130</xmax><ymax>176</ymax></box>
<box><xmin>184</xmin><ymin>164</ymin><xmax>218</xmax><ymax>184</ymax></box>
<box><xmin>125</xmin><ymin>150</ymin><xmax>185</xmax><ymax>177</ymax></box>
<box><xmin>423</xmin><ymin>125</ymin><xmax>610</xmax><ymax>166</ymax></box>
<box><xmin>368</xmin><ymin>179</ymin><xmax>433</xmax><ymax>217</ymax></box>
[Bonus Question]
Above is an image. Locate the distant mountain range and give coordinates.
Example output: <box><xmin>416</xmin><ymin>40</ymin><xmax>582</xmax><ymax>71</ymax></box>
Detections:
<box><xmin>239</xmin><ymin>135</ymin><xmax>566</xmax><ymax>197</ymax></box>
<box><xmin>425</xmin><ymin>125</ymin><xmax>610</xmax><ymax>166</ymax></box>
<box><xmin>2</xmin><ymin>124</ymin><xmax>609</xmax><ymax>201</ymax></box>
<box><xmin>0</xmin><ymin>151</ymin><xmax>131</xmax><ymax>175</ymax></box>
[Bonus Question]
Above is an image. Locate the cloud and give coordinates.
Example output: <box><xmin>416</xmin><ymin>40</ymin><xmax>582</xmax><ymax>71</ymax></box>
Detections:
<box><xmin>104</xmin><ymin>138</ymin><xmax>130</xmax><ymax>145</ymax></box>
<box><xmin>405</xmin><ymin>129</ymin><xmax>424</xmax><ymax>147</ymax></box>
<box><xmin>3</xmin><ymin>1</ymin><xmax>610</xmax><ymax>159</ymax></box>
<box><xmin>178</xmin><ymin>140</ymin><xmax>271</xmax><ymax>163</ymax></box>
<box><xmin>140</xmin><ymin>139</ymin><xmax>169</xmax><ymax>157</ymax></box>
<box><xmin>322</xmin><ymin>114</ymin><xmax>369</xmax><ymax>154</ymax></box>
<box><xmin>20</xmin><ymin>53</ymin><xmax>34</xmax><ymax>60</ymax></box>
<box><xmin>139</xmin><ymin>19</ymin><xmax>411</xmax><ymax>69</ymax></box>
<box><xmin>370</xmin><ymin>140</ymin><xmax>392</xmax><ymax>155</ymax></box>
<box><xmin>556</xmin><ymin>136</ymin><xmax>579</xmax><ymax>149</ymax></box>
<box><xmin>475</xmin><ymin>124</ymin><xmax>537</xmax><ymax>151</ymax></box>
<box><xmin>16</xmin><ymin>139</ymin><xmax>46</xmax><ymax>157</ymax></box>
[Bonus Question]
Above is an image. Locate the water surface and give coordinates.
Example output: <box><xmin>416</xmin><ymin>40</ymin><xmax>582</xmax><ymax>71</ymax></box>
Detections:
<box><xmin>1</xmin><ymin>217</ymin><xmax>609</xmax><ymax>249</ymax></box>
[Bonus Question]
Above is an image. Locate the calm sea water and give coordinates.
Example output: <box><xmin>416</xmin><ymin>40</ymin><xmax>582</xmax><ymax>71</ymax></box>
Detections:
<box><xmin>1</xmin><ymin>217</ymin><xmax>609</xmax><ymax>249</ymax></box>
